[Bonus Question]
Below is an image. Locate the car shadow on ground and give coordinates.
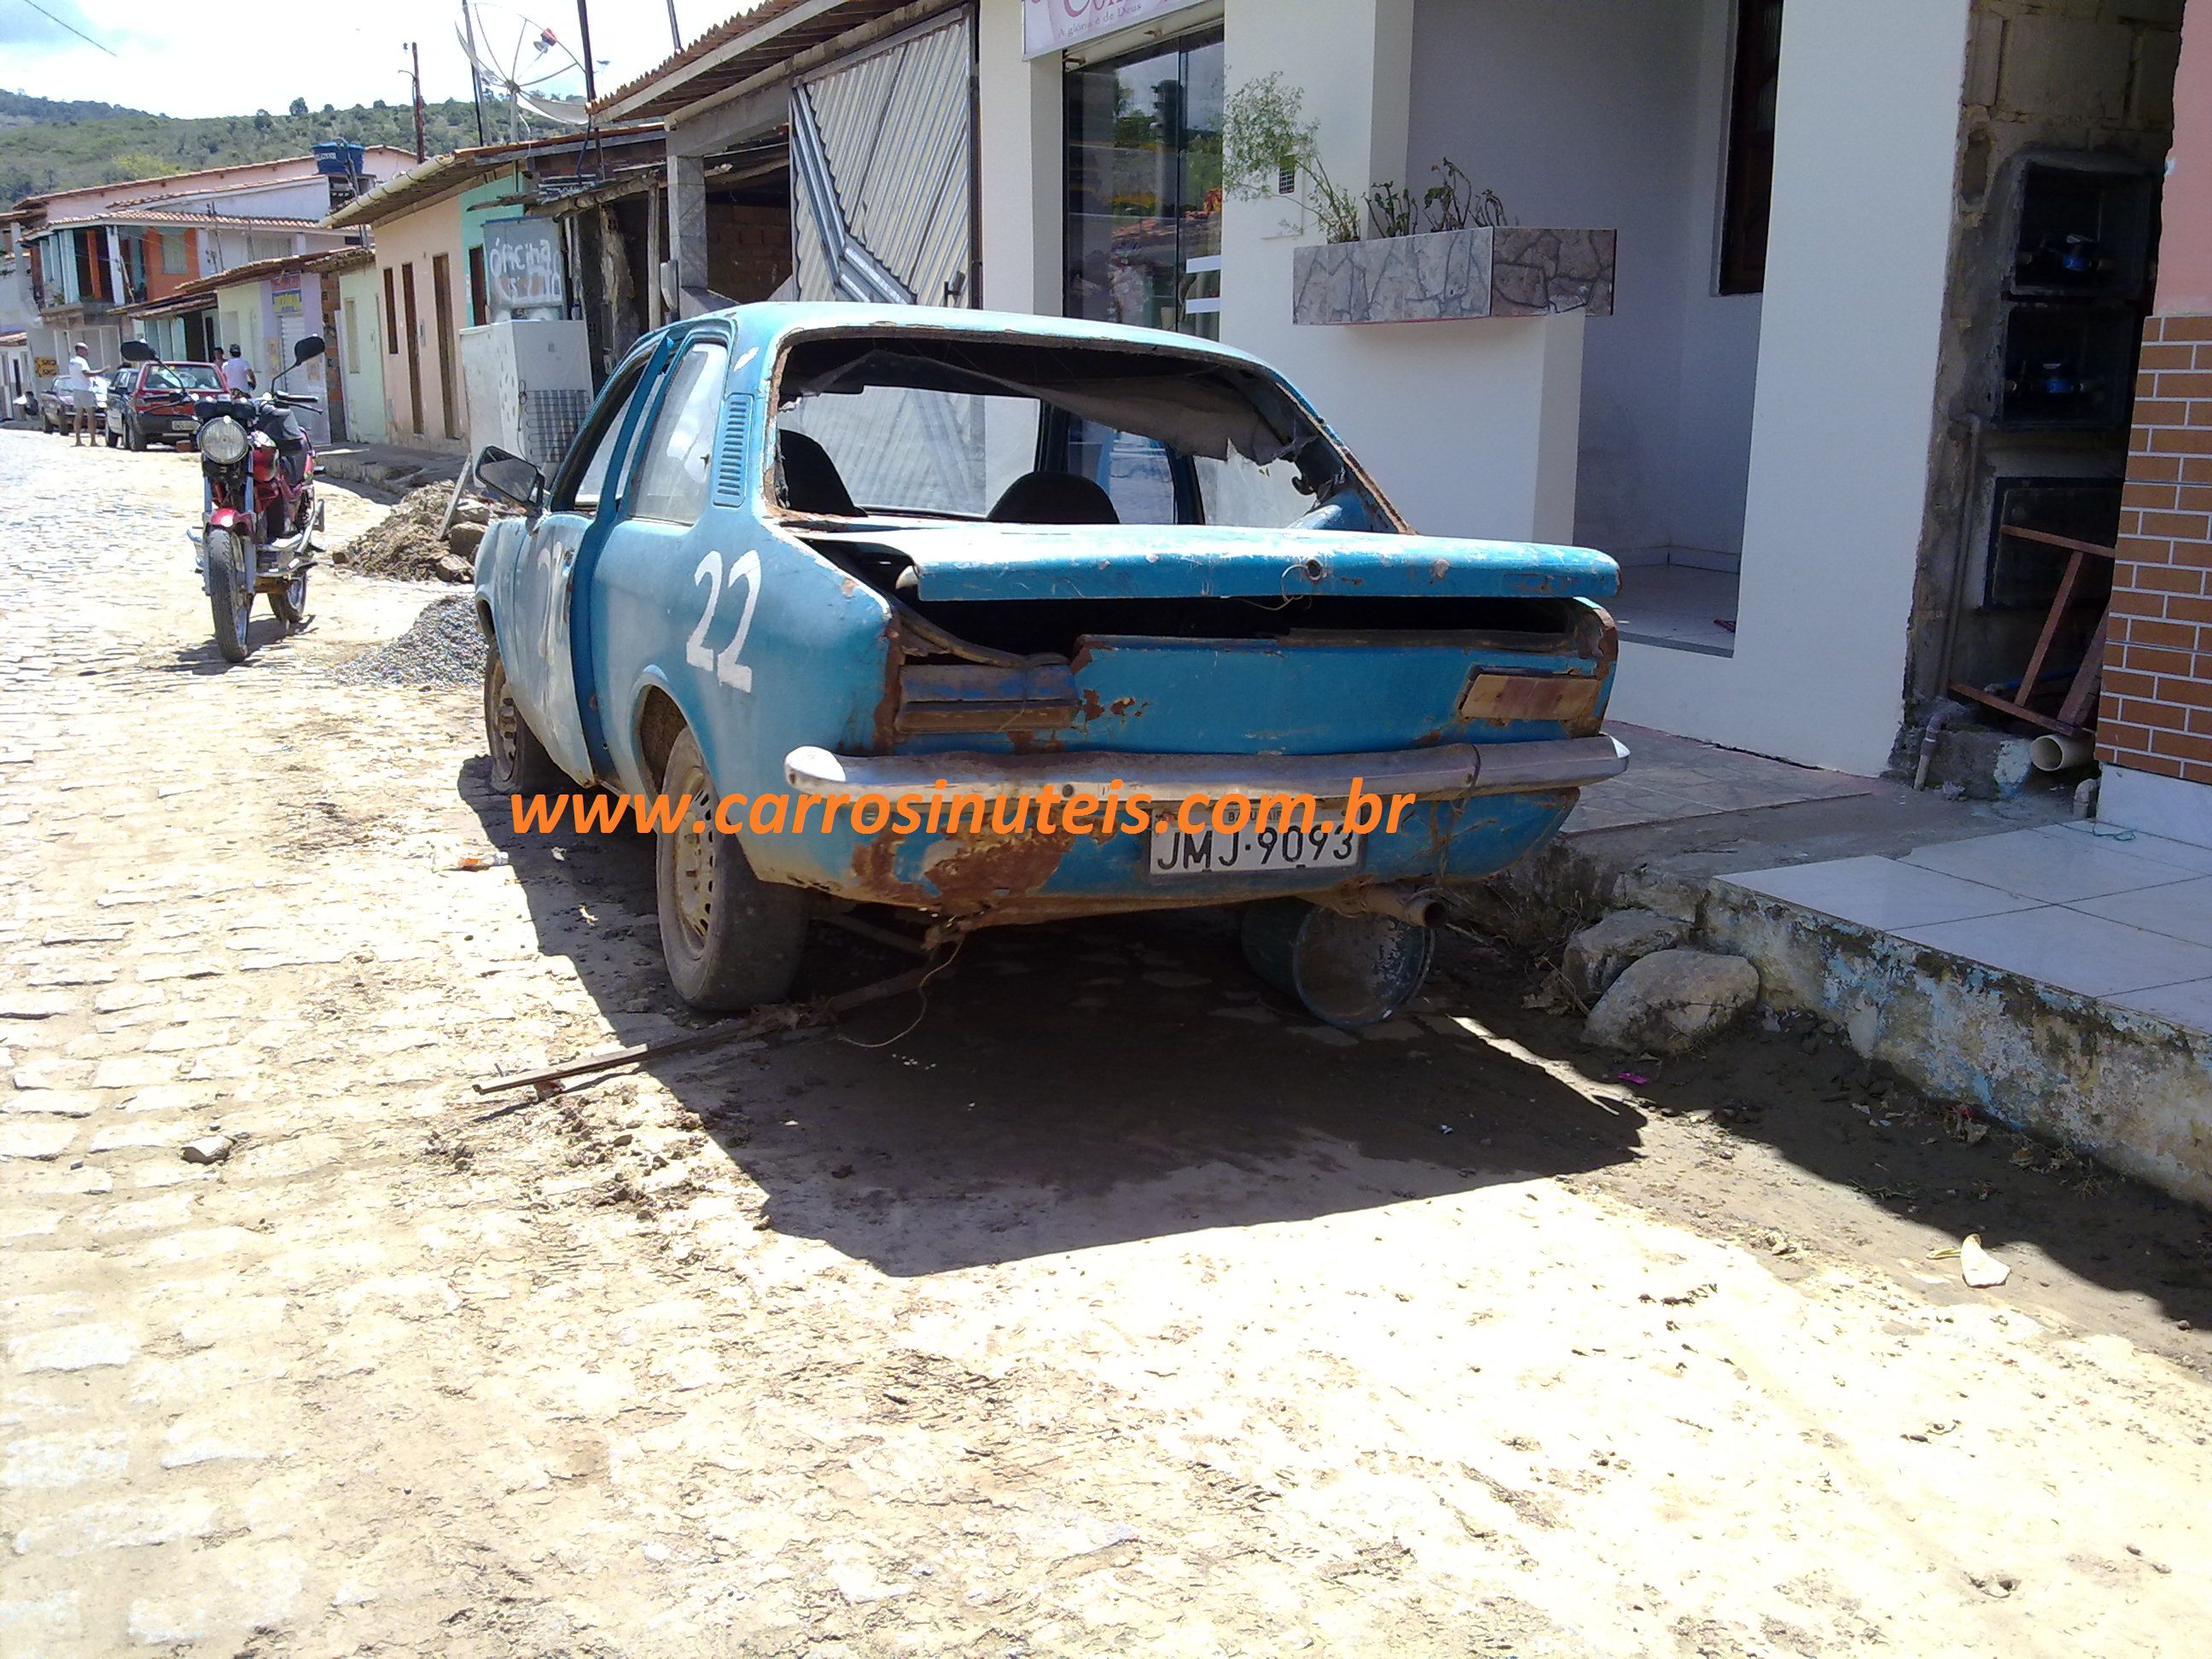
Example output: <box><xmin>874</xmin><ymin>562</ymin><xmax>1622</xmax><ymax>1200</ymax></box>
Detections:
<box><xmin>455</xmin><ymin>759</ymin><xmax>1648</xmax><ymax>1275</ymax></box>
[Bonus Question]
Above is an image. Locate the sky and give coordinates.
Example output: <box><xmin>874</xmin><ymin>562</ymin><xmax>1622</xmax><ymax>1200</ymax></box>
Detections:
<box><xmin>2</xmin><ymin>0</ymin><xmax>747</xmax><ymax>118</ymax></box>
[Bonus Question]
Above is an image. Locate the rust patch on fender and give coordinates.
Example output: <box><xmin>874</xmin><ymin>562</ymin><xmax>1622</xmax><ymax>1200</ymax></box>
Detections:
<box><xmin>920</xmin><ymin>831</ymin><xmax>1076</xmax><ymax>915</ymax></box>
<box><xmin>1455</xmin><ymin>671</ymin><xmax>1604</xmax><ymax>730</ymax></box>
<box><xmin>850</xmin><ymin>835</ymin><xmax>933</xmax><ymax>908</ymax></box>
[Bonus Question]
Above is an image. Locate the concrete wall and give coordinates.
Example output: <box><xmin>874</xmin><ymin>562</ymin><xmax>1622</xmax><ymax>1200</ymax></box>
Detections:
<box><xmin>1607</xmin><ymin>0</ymin><xmax>1975</xmax><ymax>776</ymax></box>
<box><xmin>1218</xmin><ymin>0</ymin><xmax>1584</xmax><ymax>542</ymax></box>
<box><xmin>1406</xmin><ymin>0</ymin><xmax>1761</xmax><ymax>560</ymax></box>
<box><xmin>370</xmin><ymin>195</ymin><xmax>469</xmax><ymax>451</ymax></box>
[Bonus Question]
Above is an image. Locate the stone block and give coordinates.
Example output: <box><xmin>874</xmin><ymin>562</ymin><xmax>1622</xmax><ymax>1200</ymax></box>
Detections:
<box><xmin>1585</xmin><ymin>949</ymin><xmax>1761</xmax><ymax>1054</ymax></box>
<box><xmin>1293</xmin><ymin>226</ymin><xmax>1615</xmax><ymax>326</ymax></box>
<box><xmin>1999</xmin><ymin>15</ymin><xmax>2133</xmax><ymax>122</ymax></box>
<box><xmin>1563</xmin><ymin>908</ymin><xmax>1685</xmax><ymax>1004</ymax></box>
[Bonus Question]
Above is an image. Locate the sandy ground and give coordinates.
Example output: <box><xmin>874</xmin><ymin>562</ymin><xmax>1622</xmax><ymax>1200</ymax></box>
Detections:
<box><xmin>2</xmin><ymin>427</ymin><xmax>2209</xmax><ymax>1658</ymax></box>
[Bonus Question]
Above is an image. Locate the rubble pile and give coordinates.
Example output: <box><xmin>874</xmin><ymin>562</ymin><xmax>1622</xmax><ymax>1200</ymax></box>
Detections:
<box><xmin>331</xmin><ymin>484</ymin><xmax>493</xmax><ymax>584</ymax></box>
<box><xmin>335</xmin><ymin>595</ymin><xmax>487</xmax><ymax>689</ymax></box>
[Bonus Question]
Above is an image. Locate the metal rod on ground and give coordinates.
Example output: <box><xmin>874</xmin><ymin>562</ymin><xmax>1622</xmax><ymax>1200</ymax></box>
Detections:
<box><xmin>471</xmin><ymin>964</ymin><xmax>940</xmax><ymax>1095</ymax></box>
<box><xmin>820</xmin><ymin>911</ymin><xmax>932</xmax><ymax>956</ymax></box>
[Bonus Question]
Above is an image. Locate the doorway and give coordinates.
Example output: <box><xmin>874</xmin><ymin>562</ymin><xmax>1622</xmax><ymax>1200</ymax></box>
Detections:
<box><xmin>432</xmin><ymin>252</ymin><xmax>458</xmax><ymax>440</ymax></box>
<box><xmin>401</xmin><ymin>261</ymin><xmax>423</xmax><ymax>436</ymax></box>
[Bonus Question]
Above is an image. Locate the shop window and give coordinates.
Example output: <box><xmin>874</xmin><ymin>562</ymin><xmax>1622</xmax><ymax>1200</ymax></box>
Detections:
<box><xmin>1719</xmin><ymin>0</ymin><xmax>1784</xmax><ymax>295</ymax></box>
<box><xmin>1063</xmin><ymin>28</ymin><xmax>1224</xmax><ymax>339</ymax></box>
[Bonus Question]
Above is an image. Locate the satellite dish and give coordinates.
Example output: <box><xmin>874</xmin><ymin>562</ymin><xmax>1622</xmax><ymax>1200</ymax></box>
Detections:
<box><xmin>457</xmin><ymin>3</ymin><xmax>592</xmax><ymax>139</ymax></box>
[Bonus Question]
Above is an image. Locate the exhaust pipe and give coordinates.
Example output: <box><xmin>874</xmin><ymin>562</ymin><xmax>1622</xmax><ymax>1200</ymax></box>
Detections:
<box><xmin>1333</xmin><ymin>883</ymin><xmax>1442</xmax><ymax>928</ymax></box>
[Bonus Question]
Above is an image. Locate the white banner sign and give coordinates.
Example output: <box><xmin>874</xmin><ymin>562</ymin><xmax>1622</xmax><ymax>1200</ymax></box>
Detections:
<box><xmin>1022</xmin><ymin>0</ymin><xmax>1195</xmax><ymax>59</ymax></box>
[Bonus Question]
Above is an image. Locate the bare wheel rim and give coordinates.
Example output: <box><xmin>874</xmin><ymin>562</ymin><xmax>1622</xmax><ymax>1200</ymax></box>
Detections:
<box><xmin>668</xmin><ymin>761</ymin><xmax>715</xmax><ymax>950</ymax></box>
<box><xmin>488</xmin><ymin>661</ymin><xmax>523</xmax><ymax>776</ymax></box>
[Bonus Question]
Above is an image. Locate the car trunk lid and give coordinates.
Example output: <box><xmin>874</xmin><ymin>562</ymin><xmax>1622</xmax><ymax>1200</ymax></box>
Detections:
<box><xmin>807</xmin><ymin>522</ymin><xmax>1618</xmax><ymax>604</ymax></box>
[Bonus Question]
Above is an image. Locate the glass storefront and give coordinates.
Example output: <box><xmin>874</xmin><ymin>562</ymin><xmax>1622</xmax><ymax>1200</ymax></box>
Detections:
<box><xmin>1062</xmin><ymin>28</ymin><xmax>1224</xmax><ymax>341</ymax></box>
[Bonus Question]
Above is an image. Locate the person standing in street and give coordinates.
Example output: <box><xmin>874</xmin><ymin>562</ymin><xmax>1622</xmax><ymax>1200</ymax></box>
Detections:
<box><xmin>220</xmin><ymin>346</ymin><xmax>255</xmax><ymax>396</ymax></box>
<box><xmin>65</xmin><ymin>342</ymin><xmax>95</xmax><ymax>445</ymax></box>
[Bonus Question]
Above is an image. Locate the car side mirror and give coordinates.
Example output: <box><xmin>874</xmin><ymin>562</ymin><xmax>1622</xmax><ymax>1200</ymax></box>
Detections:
<box><xmin>119</xmin><ymin>340</ymin><xmax>155</xmax><ymax>363</ymax></box>
<box><xmin>474</xmin><ymin>446</ymin><xmax>544</xmax><ymax>514</ymax></box>
<box><xmin>293</xmin><ymin>335</ymin><xmax>326</xmax><ymax>364</ymax></box>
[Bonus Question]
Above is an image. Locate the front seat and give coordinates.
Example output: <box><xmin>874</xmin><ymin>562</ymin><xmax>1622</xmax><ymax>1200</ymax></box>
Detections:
<box><xmin>987</xmin><ymin>470</ymin><xmax>1119</xmax><ymax>525</ymax></box>
<box><xmin>777</xmin><ymin>429</ymin><xmax>858</xmax><ymax>515</ymax></box>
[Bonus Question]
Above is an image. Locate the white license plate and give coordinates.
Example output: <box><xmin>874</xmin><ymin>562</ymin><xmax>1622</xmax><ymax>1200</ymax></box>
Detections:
<box><xmin>1147</xmin><ymin>817</ymin><xmax>1363</xmax><ymax>879</ymax></box>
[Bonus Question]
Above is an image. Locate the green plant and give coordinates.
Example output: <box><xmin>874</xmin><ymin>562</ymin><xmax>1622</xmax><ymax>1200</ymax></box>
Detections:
<box><xmin>1222</xmin><ymin>73</ymin><xmax>1362</xmax><ymax>242</ymax></box>
<box><xmin>1366</xmin><ymin>179</ymin><xmax>1416</xmax><ymax>240</ymax></box>
<box><xmin>1423</xmin><ymin>159</ymin><xmax>1509</xmax><ymax>234</ymax></box>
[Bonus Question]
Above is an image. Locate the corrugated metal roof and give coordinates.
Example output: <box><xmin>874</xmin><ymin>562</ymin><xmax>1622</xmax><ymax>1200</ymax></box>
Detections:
<box><xmin>42</xmin><ymin>211</ymin><xmax>335</xmax><ymax>233</ymax></box>
<box><xmin>324</xmin><ymin>125</ymin><xmax>663</xmax><ymax>228</ymax></box>
<box><xmin>592</xmin><ymin>0</ymin><xmax>923</xmax><ymax>124</ymax></box>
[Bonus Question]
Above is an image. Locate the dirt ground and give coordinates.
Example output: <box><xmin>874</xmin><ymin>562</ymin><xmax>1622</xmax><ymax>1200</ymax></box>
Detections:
<box><xmin>3</xmin><ymin>428</ymin><xmax>2209</xmax><ymax>1658</ymax></box>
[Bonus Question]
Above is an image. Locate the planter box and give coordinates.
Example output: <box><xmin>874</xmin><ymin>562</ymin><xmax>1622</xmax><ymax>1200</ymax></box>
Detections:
<box><xmin>1292</xmin><ymin>226</ymin><xmax>1616</xmax><ymax>326</ymax></box>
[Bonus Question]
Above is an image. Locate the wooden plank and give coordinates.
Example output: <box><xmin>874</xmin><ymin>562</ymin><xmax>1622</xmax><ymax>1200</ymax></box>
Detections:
<box><xmin>2017</xmin><ymin>549</ymin><xmax>2087</xmax><ymax>704</ymax></box>
<box><xmin>2058</xmin><ymin>609</ymin><xmax>2110</xmax><ymax>730</ymax></box>
<box><xmin>2000</xmin><ymin>525</ymin><xmax>2121</xmax><ymax>560</ymax></box>
<box><xmin>1948</xmin><ymin>681</ymin><xmax>2081</xmax><ymax>736</ymax></box>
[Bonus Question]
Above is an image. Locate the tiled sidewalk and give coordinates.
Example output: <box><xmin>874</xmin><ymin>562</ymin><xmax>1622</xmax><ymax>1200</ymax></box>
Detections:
<box><xmin>1564</xmin><ymin>722</ymin><xmax>1876</xmax><ymax>835</ymax></box>
<box><xmin>1722</xmin><ymin>822</ymin><xmax>2212</xmax><ymax>1033</ymax></box>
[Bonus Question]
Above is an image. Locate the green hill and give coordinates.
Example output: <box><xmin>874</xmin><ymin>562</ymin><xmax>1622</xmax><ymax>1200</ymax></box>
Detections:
<box><xmin>0</xmin><ymin>91</ymin><xmax>537</xmax><ymax>206</ymax></box>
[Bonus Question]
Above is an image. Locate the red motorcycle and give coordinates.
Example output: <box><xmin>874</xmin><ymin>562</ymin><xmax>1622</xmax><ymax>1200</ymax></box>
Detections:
<box><xmin>125</xmin><ymin>335</ymin><xmax>329</xmax><ymax>662</ymax></box>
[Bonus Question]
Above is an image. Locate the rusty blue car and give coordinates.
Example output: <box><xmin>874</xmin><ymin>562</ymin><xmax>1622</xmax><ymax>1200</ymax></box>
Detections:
<box><xmin>471</xmin><ymin>303</ymin><xmax>1625</xmax><ymax>1020</ymax></box>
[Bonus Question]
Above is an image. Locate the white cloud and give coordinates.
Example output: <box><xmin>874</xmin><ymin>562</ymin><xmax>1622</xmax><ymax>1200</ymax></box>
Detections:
<box><xmin>4</xmin><ymin>0</ymin><xmax>717</xmax><ymax>119</ymax></box>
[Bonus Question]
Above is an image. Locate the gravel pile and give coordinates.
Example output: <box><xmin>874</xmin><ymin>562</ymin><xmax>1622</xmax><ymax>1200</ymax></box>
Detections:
<box><xmin>335</xmin><ymin>595</ymin><xmax>487</xmax><ymax>688</ymax></box>
<box><xmin>333</xmin><ymin>484</ymin><xmax>483</xmax><ymax>583</ymax></box>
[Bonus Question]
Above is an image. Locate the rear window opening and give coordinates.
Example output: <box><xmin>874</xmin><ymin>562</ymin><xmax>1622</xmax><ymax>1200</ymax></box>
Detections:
<box><xmin>770</xmin><ymin>330</ymin><xmax>1392</xmax><ymax>533</ymax></box>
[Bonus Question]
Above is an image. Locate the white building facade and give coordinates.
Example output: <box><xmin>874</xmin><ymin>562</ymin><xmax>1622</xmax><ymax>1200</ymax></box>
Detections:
<box><xmin>607</xmin><ymin>0</ymin><xmax>2188</xmax><ymax>781</ymax></box>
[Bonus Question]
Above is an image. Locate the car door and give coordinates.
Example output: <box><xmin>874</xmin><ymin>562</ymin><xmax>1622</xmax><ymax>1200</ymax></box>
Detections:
<box><xmin>578</xmin><ymin>327</ymin><xmax>732</xmax><ymax>786</ymax></box>
<box><xmin>493</xmin><ymin>342</ymin><xmax>672</xmax><ymax>783</ymax></box>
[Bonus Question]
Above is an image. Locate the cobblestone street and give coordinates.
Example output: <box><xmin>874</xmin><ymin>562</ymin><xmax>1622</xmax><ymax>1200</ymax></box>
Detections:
<box><xmin>3</xmin><ymin>428</ymin><xmax>2212</xmax><ymax>1657</ymax></box>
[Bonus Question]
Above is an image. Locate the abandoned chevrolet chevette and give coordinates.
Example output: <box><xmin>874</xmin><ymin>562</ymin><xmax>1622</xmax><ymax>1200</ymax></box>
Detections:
<box><xmin>471</xmin><ymin>303</ymin><xmax>1626</xmax><ymax>1020</ymax></box>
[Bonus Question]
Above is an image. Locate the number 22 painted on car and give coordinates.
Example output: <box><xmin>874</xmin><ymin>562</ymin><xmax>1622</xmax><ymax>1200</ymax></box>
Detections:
<box><xmin>686</xmin><ymin>548</ymin><xmax>761</xmax><ymax>692</ymax></box>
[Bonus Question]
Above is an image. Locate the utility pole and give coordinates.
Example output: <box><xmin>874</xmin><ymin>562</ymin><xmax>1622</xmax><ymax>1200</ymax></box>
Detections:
<box><xmin>574</xmin><ymin>2</ymin><xmax>597</xmax><ymax>105</ymax></box>
<box><xmin>462</xmin><ymin>1</ymin><xmax>488</xmax><ymax>147</ymax></box>
<box><xmin>408</xmin><ymin>42</ymin><xmax>427</xmax><ymax>161</ymax></box>
<box><xmin>666</xmin><ymin>0</ymin><xmax>683</xmax><ymax>51</ymax></box>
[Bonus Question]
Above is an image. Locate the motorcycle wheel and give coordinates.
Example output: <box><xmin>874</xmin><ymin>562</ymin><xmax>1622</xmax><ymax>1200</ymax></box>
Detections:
<box><xmin>207</xmin><ymin>528</ymin><xmax>253</xmax><ymax>664</ymax></box>
<box><xmin>271</xmin><ymin>572</ymin><xmax>308</xmax><ymax>627</ymax></box>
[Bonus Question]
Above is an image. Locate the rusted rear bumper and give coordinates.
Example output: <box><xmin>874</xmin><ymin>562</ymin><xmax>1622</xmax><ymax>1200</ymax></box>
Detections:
<box><xmin>784</xmin><ymin>734</ymin><xmax>1630</xmax><ymax>802</ymax></box>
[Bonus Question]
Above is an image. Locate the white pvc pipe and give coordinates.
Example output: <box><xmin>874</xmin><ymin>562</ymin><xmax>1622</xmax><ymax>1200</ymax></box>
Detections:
<box><xmin>2030</xmin><ymin>732</ymin><xmax>2093</xmax><ymax>771</ymax></box>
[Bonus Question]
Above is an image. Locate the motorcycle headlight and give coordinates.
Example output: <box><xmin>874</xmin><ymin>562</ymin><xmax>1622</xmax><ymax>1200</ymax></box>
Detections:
<box><xmin>198</xmin><ymin>416</ymin><xmax>248</xmax><ymax>465</ymax></box>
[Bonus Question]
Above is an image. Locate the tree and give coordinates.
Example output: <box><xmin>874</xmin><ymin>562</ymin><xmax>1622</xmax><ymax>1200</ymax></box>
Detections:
<box><xmin>252</xmin><ymin>108</ymin><xmax>272</xmax><ymax>131</ymax></box>
<box><xmin>288</xmin><ymin>97</ymin><xmax>308</xmax><ymax>118</ymax></box>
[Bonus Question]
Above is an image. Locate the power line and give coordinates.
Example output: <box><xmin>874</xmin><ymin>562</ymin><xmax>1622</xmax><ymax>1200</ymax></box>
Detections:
<box><xmin>14</xmin><ymin>0</ymin><xmax>118</xmax><ymax>57</ymax></box>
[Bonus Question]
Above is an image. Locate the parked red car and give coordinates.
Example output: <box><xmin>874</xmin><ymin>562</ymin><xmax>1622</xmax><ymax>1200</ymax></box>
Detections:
<box><xmin>113</xmin><ymin>359</ymin><xmax>223</xmax><ymax>451</ymax></box>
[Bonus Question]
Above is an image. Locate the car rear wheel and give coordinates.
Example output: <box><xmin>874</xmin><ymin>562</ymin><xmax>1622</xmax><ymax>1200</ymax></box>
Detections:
<box><xmin>655</xmin><ymin>728</ymin><xmax>806</xmax><ymax>1012</ymax></box>
<box><xmin>481</xmin><ymin>641</ymin><xmax>562</xmax><ymax>795</ymax></box>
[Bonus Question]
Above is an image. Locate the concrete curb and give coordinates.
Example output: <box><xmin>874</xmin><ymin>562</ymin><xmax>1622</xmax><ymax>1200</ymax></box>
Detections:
<box><xmin>1471</xmin><ymin>815</ymin><xmax>2212</xmax><ymax>1207</ymax></box>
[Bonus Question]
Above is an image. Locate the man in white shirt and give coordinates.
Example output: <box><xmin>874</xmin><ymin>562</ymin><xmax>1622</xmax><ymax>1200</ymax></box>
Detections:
<box><xmin>219</xmin><ymin>346</ymin><xmax>254</xmax><ymax>396</ymax></box>
<box><xmin>65</xmin><ymin>342</ymin><xmax>94</xmax><ymax>445</ymax></box>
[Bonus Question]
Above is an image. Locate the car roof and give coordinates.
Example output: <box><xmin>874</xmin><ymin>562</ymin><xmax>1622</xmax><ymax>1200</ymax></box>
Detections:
<box><xmin>697</xmin><ymin>301</ymin><xmax>1278</xmax><ymax>375</ymax></box>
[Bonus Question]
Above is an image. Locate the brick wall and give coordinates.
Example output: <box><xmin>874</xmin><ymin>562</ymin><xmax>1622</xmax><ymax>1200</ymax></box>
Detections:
<box><xmin>2099</xmin><ymin>312</ymin><xmax>2212</xmax><ymax>783</ymax></box>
